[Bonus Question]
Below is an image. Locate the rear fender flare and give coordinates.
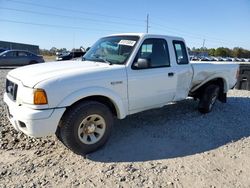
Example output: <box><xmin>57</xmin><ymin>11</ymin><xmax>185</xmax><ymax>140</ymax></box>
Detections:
<box><xmin>191</xmin><ymin>74</ymin><xmax>229</xmax><ymax>93</ymax></box>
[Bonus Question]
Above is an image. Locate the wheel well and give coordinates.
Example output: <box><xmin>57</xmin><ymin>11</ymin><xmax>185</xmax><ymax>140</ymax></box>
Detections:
<box><xmin>190</xmin><ymin>78</ymin><xmax>226</xmax><ymax>102</ymax></box>
<box><xmin>67</xmin><ymin>95</ymin><xmax>118</xmax><ymax>117</ymax></box>
<box><xmin>57</xmin><ymin>95</ymin><xmax>118</xmax><ymax>133</ymax></box>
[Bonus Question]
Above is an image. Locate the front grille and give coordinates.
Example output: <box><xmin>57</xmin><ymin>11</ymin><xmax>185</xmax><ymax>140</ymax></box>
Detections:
<box><xmin>6</xmin><ymin>79</ymin><xmax>18</xmax><ymax>101</ymax></box>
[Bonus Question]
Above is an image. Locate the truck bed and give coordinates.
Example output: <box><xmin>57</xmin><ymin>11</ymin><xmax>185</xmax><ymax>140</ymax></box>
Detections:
<box><xmin>190</xmin><ymin>61</ymin><xmax>238</xmax><ymax>91</ymax></box>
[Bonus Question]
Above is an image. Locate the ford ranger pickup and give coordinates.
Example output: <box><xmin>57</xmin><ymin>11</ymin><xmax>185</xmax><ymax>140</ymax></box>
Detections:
<box><xmin>4</xmin><ymin>33</ymin><xmax>239</xmax><ymax>154</ymax></box>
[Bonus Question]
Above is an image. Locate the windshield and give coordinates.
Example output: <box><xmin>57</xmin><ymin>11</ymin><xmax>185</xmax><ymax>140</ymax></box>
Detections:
<box><xmin>83</xmin><ymin>36</ymin><xmax>139</xmax><ymax>65</ymax></box>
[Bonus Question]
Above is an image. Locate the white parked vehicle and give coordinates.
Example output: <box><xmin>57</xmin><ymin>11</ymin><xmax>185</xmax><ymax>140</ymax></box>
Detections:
<box><xmin>4</xmin><ymin>33</ymin><xmax>239</xmax><ymax>155</ymax></box>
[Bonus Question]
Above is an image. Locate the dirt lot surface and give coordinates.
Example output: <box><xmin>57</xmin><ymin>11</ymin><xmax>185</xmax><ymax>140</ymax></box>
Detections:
<box><xmin>1</xmin><ymin>68</ymin><xmax>250</xmax><ymax>188</ymax></box>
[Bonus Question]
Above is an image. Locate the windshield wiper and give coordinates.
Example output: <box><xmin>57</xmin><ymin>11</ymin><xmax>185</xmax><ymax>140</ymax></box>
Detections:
<box><xmin>93</xmin><ymin>55</ymin><xmax>113</xmax><ymax>65</ymax></box>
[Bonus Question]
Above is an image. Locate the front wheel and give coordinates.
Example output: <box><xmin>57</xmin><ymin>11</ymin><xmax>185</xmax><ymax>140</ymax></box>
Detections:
<box><xmin>57</xmin><ymin>101</ymin><xmax>113</xmax><ymax>155</ymax></box>
<box><xmin>198</xmin><ymin>84</ymin><xmax>220</xmax><ymax>114</ymax></box>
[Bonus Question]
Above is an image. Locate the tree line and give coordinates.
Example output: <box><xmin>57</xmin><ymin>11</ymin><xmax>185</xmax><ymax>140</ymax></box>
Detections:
<box><xmin>189</xmin><ymin>47</ymin><xmax>250</xmax><ymax>58</ymax></box>
<box><xmin>40</xmin><ymin>46</ymin><xmax>250</xmax><ymax>58</ymax></box>
<box><xmin>40</xmin><ymin>47</ymin><xmax>86</xmax><ymax>56</ymax></box>
<box><xmin>39</xmin><ymin>47</ymin><xmax>68</xmax><ymax>56</ymax></box>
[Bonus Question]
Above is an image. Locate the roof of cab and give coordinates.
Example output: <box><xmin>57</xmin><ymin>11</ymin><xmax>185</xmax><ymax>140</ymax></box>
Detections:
<box><xmin>107</xmin><ymin>33</ymin><xmax>184</xmax><ymax>41</ymax></box>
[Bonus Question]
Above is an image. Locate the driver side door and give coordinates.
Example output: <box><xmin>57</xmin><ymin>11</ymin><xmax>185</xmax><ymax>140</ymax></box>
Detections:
<box><xmin>127</xmin><ymin>38</ymin><xmax>177</xmax><ymax>113</ymax></box>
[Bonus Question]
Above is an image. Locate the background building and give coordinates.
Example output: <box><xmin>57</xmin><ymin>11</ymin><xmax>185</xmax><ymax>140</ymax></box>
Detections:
<box><xmin>0</xmin><ymin>41</ymin><xmax>39</xmax><ymax>54</ymax></box>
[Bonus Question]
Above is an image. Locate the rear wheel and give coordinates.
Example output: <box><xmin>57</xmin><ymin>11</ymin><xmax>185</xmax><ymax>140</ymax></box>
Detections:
<box><xmin>57</xmin><ymin>101</ymin><xmax>113</xmax><ymax>155</ymax></box>
<box><xmin>198</xmin><ymin>84</ymin><xmax>220</xmax><ymax>114</ymax></box>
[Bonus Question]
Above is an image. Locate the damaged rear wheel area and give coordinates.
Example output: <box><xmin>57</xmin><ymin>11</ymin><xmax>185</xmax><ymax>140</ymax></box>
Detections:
<box><xmin>198</xmin><ymin>84</ymin><xmax>220</xmax><ymax>114</ymax></box>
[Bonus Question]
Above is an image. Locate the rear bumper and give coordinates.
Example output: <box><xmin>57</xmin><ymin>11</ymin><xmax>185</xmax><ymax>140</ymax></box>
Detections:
<box><xmin>3</xmin><ymin>93</ymin><xmax>66</xmax><ymax>137</ymax></box>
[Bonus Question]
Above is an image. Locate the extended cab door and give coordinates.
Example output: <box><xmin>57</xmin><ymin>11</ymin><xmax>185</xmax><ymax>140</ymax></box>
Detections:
<box><xmin>127</xmin><ymin>38</ymin><xmax>178</xmax><ymax>112</ymax></box>
<box><xmin>172</xmin><ymin>40</ymin><xmax>193</xmax><ymax>101</ymax></box>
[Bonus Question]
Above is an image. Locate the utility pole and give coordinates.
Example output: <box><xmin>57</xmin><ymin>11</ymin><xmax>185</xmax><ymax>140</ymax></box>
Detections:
<box><xmin>72</xmin><ymin>33</ymin><xmax>75</xmax><ymax>57</ymax></box>
<box><xmin>146</xmin><ymin>13</ymin><xmax>149</xmax><ymax>33</ymax></box>
<box><xmin>202</xmin><ymin>39</ymin><xmax>205</xmax><ymax>49</ymax></box>
<box><xmin>202</xmin><ymin>39</ymin><xmax>206</xmax><ymax>56</ymax></box>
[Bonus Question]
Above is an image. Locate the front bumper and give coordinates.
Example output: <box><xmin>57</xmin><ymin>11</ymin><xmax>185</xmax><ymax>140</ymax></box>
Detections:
<box><xmin>3</xmin><ymin>93</ymin><xmax>66</xmax><ymax>137</ymax></box>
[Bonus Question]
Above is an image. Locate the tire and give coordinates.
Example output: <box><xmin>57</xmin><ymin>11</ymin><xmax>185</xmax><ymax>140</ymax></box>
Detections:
<box><xmin>198</xmin><ymin>84</ymin><xmax>220</xmax><ymax>114</ymax></box>
<box><xmin>57</xmin><ymin>101</ymin><xmax>114</xmax><ymax>155</ymax></box>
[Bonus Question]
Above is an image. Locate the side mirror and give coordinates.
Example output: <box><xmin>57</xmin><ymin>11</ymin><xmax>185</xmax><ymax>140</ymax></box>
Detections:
<box><xmin>85</xmin><ymin>47</ymin><xmax>90</xmax><ymax>52</ymax></box>
<box><xmin>133</xmin><ymin>58</ymin><xmax>150</xmax><ymax>69</ymax></box>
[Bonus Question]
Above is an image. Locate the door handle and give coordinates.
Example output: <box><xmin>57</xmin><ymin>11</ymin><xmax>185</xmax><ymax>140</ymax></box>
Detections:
<box><xmin>168</xmin><ymin>72</ymin><xmax>174</xmax><ymax>77</ymax></box>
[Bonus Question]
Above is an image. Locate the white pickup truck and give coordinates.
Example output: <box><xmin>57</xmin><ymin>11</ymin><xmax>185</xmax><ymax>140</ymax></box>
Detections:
<box><xmin>4</xmin><ymin>33</ymin><xmax>239</xmax><ymax>155</ymax></box>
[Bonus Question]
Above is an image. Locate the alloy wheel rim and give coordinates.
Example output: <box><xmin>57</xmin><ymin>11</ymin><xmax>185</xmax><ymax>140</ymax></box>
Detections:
<box><xmin>78</xmin><ymin>114</ymin><xmax>106</xmax><ymax>145</ymax></box>
<box><xmin>209</xmin><ymin>95</ymin><xmax>217</xmax><ymax>110</ymax></box>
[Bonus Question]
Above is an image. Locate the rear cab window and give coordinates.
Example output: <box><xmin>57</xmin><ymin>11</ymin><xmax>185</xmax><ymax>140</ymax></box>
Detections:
<box><xmin>173</xmin><ymin>40</ymin><xmax>189</xmax><ymax>65</ymax></box>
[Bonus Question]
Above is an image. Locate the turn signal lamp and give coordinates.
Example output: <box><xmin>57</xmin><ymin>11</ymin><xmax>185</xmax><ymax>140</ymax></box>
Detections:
<box><xmin>34</xmin><ymin>89</ymin><xmax>48</xmax><ymax>105</ymax></box>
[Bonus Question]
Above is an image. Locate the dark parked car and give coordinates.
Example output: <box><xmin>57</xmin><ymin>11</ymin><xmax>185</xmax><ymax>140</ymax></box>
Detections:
<box><xmin>0</xmin><ymin>48</ymin><xmax>6</xmax><ymax>53</ymax></box>
<box><xmin>0</xmin><ymin>50</ymin><xmax>44</xmax><ymax>66</ymax></box>
<box><xmin>56</xmin><ymin>51</ymin><xmax>86</xmax><ymax>61</ymax></box>
<box><xmin>199</xmin><ymin>57</ymin><xmax>211</xmax><ymax>61</ymax></box>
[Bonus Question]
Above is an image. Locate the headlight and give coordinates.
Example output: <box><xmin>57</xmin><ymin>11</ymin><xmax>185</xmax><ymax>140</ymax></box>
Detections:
<box><xmin>33</xmin><ymin>89</ymin><xmax>48</xmax><ymax>105</ymax></box>
<box><xmin>17</xmin><ymin>86</ymin><xmax>34</xmax><ymax>105</ymax></box>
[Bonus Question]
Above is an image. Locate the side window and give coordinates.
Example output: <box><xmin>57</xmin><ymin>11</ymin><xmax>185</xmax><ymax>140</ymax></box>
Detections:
<box><xmin>4</xmin><ymin>51</ymin><xmax>16</xmax><ymax>57</ymax></box>
<box><xmin>141</xmin><ymin>44</ymin><xmax>152</xmax><ymax>58</ymax></box>
<box><xmin>173</xmin><ymin>41</ymin><xmax>188</xmax><ymax>64</ymax></box>
<box><xmin>18</xmin><ymin>51</ymin><xmax>28</xmax><ymax>57</ymax></box>
<box><xmin>135</xmin><ymin>38</ymin><xmax>170</xmax><ymax>68</ymax></box>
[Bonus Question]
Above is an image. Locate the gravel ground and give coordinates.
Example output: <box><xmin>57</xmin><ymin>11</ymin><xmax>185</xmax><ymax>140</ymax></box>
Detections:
<box><xmin>1</xmin><ymin>68</ymin><xmax>250</xmax><ymax>188</ymax></box>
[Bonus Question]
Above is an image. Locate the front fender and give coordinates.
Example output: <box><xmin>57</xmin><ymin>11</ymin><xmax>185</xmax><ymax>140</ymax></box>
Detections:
<box><xmin>57</xmin><ymin>86</ymin><xmax>128</xmax><ymax>119</ymax></box>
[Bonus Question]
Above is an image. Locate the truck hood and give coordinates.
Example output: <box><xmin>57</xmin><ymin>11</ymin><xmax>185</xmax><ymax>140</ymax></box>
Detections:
<box><xmin>8</xmin><ymin>60</ymin><xmax>121</xmax><ymax>87</ymax></box>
